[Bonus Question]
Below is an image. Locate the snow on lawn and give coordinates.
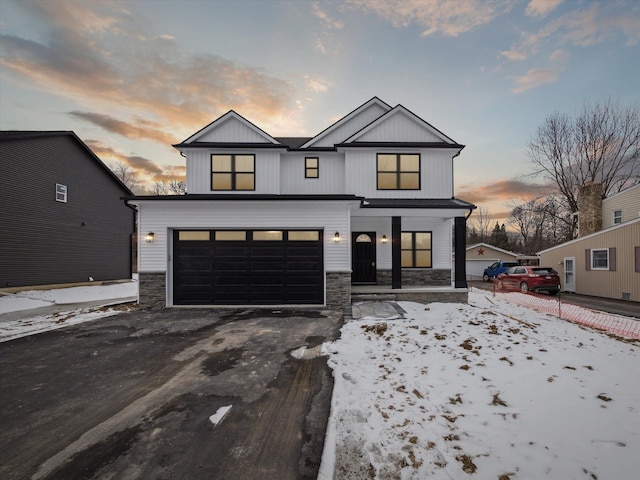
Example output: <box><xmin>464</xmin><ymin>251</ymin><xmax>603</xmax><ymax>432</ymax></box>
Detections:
<box><xmin>321</xmin><ymin>291</ymin><xmax>639</xmax><ymax>480</ymax></box>
<box><xmin>0</xmin><ymin>279</ymin><xmax>138</xmax><ymax>342</ymax></box>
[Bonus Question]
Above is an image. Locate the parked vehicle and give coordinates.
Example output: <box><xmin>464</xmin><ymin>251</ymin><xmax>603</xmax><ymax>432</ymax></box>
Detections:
<box><xmin>483</xmin><ymin>261</ymin><xmax>518</xmax><ymax>281</ymax></box>
<box><xmin>496</xmin><ymin>266</ymin><xmax>561</xmax><ymax>295</ymax></box>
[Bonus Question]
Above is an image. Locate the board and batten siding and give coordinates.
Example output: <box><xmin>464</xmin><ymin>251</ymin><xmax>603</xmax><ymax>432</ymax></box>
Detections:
<box><xmin>196</xmin><ymin>117</ymin><xmax>272</xmax><ymax>143</ymax></box>
<box><xmin>135</xmin><ymin>200</ymin><xmax>354</xmax><ymax>273</ymax></box>
<box><xmin>539</xmin><ymin>220</ymin><xmax>640</xmax><ymax>302</ymax></box>
<box><xmin>0</xmin><ymin>135</ymin><xmax>134</xmax><ymax>287</ymax></box>
<box><xmin>602</xmin><ymin>184</ymin><xmax>640</xmax><ymax>227</ymax></box>
<box><xmin>309</xmin><ymin>103</ymin><xmax>389</xmax><ymax>148</ymax></box>
<box><xmin>185</xmin><ymin>150</ymin><xmax>281</xmax><ymax>194</ymax></box>
<box><xmin>354</xmin><ymin>112</ymin><xmax>444</xmax><ymax>143</ymax></box>
<box><xmin>280</xmin><ymin>153</ymin><xmax>345</xmax><ymax>194</ymax></box>
<box><xmin>344</xmin><ymin>149</ymin><xmax>453</xmax><ymax>199</ymax></box>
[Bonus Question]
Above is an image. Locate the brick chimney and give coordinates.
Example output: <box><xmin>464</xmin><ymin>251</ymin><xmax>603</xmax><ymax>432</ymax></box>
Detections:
<box><xmin>578</xmin><ymin>182</ymin><xmax>603</xmax><ymax>236</ymax></box>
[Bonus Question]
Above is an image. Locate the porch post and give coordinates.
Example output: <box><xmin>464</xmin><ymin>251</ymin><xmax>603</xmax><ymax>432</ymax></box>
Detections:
<box><xmin>392</xmin><ymin>216</ymin><xmax>401</xmax><ymax>289</ymax></box>
<box><xmin>454</xmin><ymin>216</ymin><xmax>467</xmax><ymax>288</ymax></box>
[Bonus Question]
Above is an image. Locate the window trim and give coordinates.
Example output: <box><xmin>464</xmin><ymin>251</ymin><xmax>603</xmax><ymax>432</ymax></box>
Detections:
<box><xmin>401</xmin><ymin>231</ymin><xmax>432</xmax><ymax>268</ymax></box>
<box><xmin>305</xmin><ymin>157</ymin><xmax>319</xmax><ymax>179</ymax></box>
<box><xmin>210</xmin><ymin>154</ymin><xmax>255</xmax><ymax>191</ymax></box>
<box><xmin>376</xmin><ymin>153</ymin><xmax>421</xmax><ymax>190</ymax></box>
<box><xmin>55</xmin><ymin>183</ymin><xmax>67</xmax><ymax>203</ymax></box>
<box><xmin>591</xmin><ymin>248</ymin><xmax>609</xmax><ymax>270</ymax></box>
<box><xmin>613</xmin><ymin>210</ymin><xmax>622</xmax><ymax>225</ymax></box>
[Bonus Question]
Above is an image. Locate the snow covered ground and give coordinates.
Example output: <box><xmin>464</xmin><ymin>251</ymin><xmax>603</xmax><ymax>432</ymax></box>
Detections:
<box><xmin>320</xmin><ymin>291</ymin><xmax>639</xmax><ymax>480</ymax></box>
<box><xmin>0</xmin><ymin>279</ymin><xmax>137</xmax><ymax>342</ymax></box>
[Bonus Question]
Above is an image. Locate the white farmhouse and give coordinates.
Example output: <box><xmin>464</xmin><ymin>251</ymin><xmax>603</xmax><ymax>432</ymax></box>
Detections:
<box><xmin>128</xmin><ymin>97</ymin><xmax>476</xmax><ymax>308</ymax></box>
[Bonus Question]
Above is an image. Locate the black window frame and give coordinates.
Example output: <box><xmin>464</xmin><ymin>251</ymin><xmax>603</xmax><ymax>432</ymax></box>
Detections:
<box><xmin>305</xmin><ymin>157</ymin><xmax>319</xmax><ymax>179</ymax></box>
<box><xmin>376</xmin><ymin>153</ymin><xmax>421</xmax><ymax>190</ymax></box>
<box><xmin>211</xmin><ymin>154</ymin><xmax>255</xmax><ymax>191</ymax></box>
<box><xmin>401</xmin><ymin>231</ymin><xmax>432</xmax><ymax>268</ymax></box>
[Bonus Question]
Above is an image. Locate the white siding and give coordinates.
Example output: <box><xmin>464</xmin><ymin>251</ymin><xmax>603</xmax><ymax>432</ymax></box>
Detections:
<box><xmin>344</xmin><ymin>149</ymin><xmax>453</xmax><ymax>198</ymax></box>
<box><xmin>197</xmin><ymin>117</ymin><xmax>272</xmax><ymax>143</ymax></box>
<box><xmin>185</xmin><ymin>150</ymin><xmax>281</xmax><ymax>194</ymax></box>
<box><xmin>355</xmin><ymin>113</ymin><xmax>444</xmax><ymax>143</ymax></box>
<box><xmin>136</xmin><ymin>200</ymin><xmax>353</xmax><ymax>273</ymax></box>
<box><xmin>280</xmin><ymin>152</ymin><xmax>345</xmax><ymax>194</ymax></box>
<box><xmin>310</xmin><ymin>103</ymin><xmax>389</xmax><ymax>147</ymax></box>
<box><xmin>351</xmin><ymin>217</ymin><xmax>393</xmax><ymax>268</ymax></box>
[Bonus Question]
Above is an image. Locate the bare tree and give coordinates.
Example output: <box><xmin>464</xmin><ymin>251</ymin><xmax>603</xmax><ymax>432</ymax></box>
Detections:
<box><xmin>467</xmin><ymin>206</ymin><xmax>493</xmax><ymax>244</ymax></box>
<box><xmin>111</xmin><ymin>161</ymin><xmax>141</xmax><ymax>193</ymax></box>
<box><xmin>527</xmin><ymin>99</ymin><xmax>640</xmax><ymax>237</ymax></box>
<box><xmin>150</xmin><ymin>179</ymin><xmax>186</xmax><ymax>195</ymax></box>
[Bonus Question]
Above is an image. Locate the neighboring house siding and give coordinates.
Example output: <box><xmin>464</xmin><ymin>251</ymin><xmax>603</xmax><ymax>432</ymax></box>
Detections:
<box><xmin>602</xmin><ymin>184</ymin><xmax>640</xmax><ymax>227</ymax></box>
<box><xmin>0</xmin><ymin>135</ymin><xmax>134</xmax><ymax>287</ymax></box>
<box><xmin>186</xmin><ymin>150</ymin><xmax>281</xmax><ymax>194</ymax></box>
<box><xmin>137</xmin><ymin>201</ymin><xmax>352</xmax><ymax>273</ymax></box>
<box><xmin>344</xmin><ymin>149</ymin><xmax>453</xmax><ymax>198</ymax></box>
<box><xmin>280</xmin><ymin>153</ymin><xmax>346</xmax><ymax>194</ymax></box>
<box><xmin>539</xmin><ymin>221</ymin><xmax>640</xmax><ymax>302</ymax></box>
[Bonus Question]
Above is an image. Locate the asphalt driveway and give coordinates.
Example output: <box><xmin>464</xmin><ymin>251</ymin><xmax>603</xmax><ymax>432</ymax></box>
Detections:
<box><xmin>0</xmin><ymin>307</ymin><xmax>343</xmax><ymax>480</ymax></box>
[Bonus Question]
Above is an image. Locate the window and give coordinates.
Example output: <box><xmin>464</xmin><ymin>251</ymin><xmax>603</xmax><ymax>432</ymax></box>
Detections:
<box><xmin>253</xmin><ymin>231</ymin><xmax>283</xmax><ymax>241</ymax></box>
<box><xmin>377</xmin><ymin>154</ymin><xmax>420</xmax><ymax>190</ymax></box>
<box><xmin>401</xmin><ymin>232</ymin><xmax>432</xmax><ymax>267</ymax></box>
<box><xmin>55</xmin><ymin>183</ymin><xmax>67</xmax><ymax>203</ymax></box>
<box><xmin>178</xmin><ymin>231</ymin><xmax>210</xmax><ymax>241</ymax></box>
<box><xmin>288</xmin><ymin>231</ymin><xmax>319</xmax><ymax>241</ymax></box>
<box><xmin>613</xmin><ymin>210</ymin><xmax>622</xmax><ymax>224</ymax></box>
<box><xmin>211</xmin><ymin>154</ymin><xmax>255</xmax><ymax>191</ymax></box>
<box><xmin>591</xmin><ymin>249</ymin><xmax>609</xmax><ymax>269</ymax></box>
<box><xmin>305</xmin><ymin>157</ymin><xmax>318</xmax><ymax>178</ymax></box>
<box><xmin>215</xmin><ymin>231</ymin><xmax>247</xmax><ymax>241</ymax></box>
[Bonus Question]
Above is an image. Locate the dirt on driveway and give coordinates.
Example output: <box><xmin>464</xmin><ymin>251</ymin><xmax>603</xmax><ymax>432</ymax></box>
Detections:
<box><xmin>0</xmin><ymin>306</ymin><xmax>343</xmax><ymax>480</ymax></box>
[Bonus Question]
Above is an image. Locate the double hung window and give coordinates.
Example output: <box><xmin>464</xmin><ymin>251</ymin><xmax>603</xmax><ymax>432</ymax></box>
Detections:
<box><xmin>305</xmin><ymin>157</ymin><xmax>319</xmax><ymax>178</ymax></box>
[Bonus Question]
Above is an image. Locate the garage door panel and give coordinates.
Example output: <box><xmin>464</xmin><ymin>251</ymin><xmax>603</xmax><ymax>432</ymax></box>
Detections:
<box><xmin>174</xmin><ymin>229</ymin><xmax>323</xmax><ymax>305</ymax></box>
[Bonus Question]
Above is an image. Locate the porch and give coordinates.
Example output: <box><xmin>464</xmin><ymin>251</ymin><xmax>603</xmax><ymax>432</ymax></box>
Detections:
<box><xmin>351</xmin><ymin>285</ymin><xmax>468</xmax><ymax>304</ymax></box>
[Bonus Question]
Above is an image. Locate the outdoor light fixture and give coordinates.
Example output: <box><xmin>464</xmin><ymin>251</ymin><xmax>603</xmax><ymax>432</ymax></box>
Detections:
<box><xmin>333</xmin><ymin>231</ymin><xmax>340</xmax><ymax>243</ymax></box>
<box><xmin>145</xmin><ymin>232</ymin><xmax>155</xmax><ymax>243</ymax></box>
<box><xmin>381</xmin><ymin>235</ymin><xmax>388</xmax><ymax>244</ymax></box>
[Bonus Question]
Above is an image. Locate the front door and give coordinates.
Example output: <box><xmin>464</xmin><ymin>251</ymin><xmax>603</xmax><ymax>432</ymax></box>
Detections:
<box><xmin>352</xmin><ymin>232</ymin><xmax>376</xmax><ymax>284</ymax></box>
<box><xmin>563</xmin><ymin>257</ymin><xmax>576</xmax><ymax>292</ymax></box>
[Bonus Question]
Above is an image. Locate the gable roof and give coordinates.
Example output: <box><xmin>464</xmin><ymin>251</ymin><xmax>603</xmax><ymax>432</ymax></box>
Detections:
<box><xmin>466</xmin><ymin>242</ymin><xmax>519</xmax><ymax>256</ymax></box>
<box><xmin>343</xmin><ymin>104</ymin><xmax>461</xmax><ymax>147</ymax></box>
<box><xmin>300</xmin><ymin>97</ymin><xmax>392</xmax><ymax>149</ymax></box>
<box><xmin>0</xmin><ymin>131</ymin><xmax>133</xmax><ymax>195</ymax></box>
<box><xmin>175</xmin><ymin>110</ymin><xmax>281</xmax><ymax>147</ymax></box>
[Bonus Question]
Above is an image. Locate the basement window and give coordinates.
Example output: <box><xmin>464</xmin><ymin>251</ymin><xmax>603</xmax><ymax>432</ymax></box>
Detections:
<box><xmin>55</xmin><ymin>184</ymin><xmax>67</xmax><ymax>203</ymax></box>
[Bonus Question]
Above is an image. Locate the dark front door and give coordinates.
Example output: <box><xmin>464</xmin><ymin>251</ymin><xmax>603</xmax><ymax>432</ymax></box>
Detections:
<box><xmin>352</xmin><ymin>232</ymin><xmax>376</xmax><ymax>284</ymax></box>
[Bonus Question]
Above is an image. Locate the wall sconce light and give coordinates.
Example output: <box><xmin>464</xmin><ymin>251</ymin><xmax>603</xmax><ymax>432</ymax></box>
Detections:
<box><xmin>333</xmin><ymin>231</ymin><xmax>340</xmax><ymax>243</ymax></box>
<box><xmin>145</xmin><ymin>232</ymin><xmax>155</xmax><ymax>243</ymax></box>
<box><xmin>381</xmin><ymin>235</ymin><xmax>388</xmax><ymax>244</ymax></box>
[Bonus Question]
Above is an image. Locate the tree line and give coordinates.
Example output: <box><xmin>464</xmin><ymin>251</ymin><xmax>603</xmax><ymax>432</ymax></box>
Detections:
<box><xmin>469</xmin><ymin>99</ymin><xmax>639</xmax><ymax>254</ymax></box>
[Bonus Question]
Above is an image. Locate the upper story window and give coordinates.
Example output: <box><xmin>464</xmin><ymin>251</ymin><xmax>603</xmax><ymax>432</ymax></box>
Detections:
<box><xmin>591</xmin><ymin>248</ymin><xmax>609</xmax><ymax>269</ymax></box>
<box><xmin>401</xmin><ymin>231</ymin><xmax>432</xmax><ymax>268</ymax></box>
<box><xmin>377</xmin><ymin>154</ymin><xmax>420</xmax><ymax>190</ymax></box>
<box><xmin>305</xmin><ymin>157</ymin><xmax>319</xmax><ymax>178</ymax></box>
<box><xmin>211</xmin><ymin>154</ymin><xmax>255</xmax><ymax>191</ymax></box>
<box><xmin>613</xmin><ymin>210</ymin><xmax>622</xmax><ymax>224</ymax></box>
<box><xmin>55</xmin><ymin>183</ymin><xmax>67</xmax><ymax>203</ymax></box>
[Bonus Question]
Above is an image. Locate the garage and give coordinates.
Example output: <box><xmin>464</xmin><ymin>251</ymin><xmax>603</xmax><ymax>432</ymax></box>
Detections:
<box><xmin>173</xmin><ymin>229</ymin><xmax>324</xmax><ymax>305</ymax></box>
<box><xmin>466</xmin><ymin>259</ymin><xmax>498</xmax><ymax>281</ymax></box>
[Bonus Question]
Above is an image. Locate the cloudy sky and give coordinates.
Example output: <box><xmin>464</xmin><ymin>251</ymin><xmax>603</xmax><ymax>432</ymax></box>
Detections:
<box><xmin>1</xmin><ymin>0</ymin><xmax>638</xmax><ymax>221</ymax></box>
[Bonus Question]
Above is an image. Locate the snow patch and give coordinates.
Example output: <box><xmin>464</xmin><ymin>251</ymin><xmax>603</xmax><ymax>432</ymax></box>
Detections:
<box><xmin>209</xmin><ymin>405</ymin><xmax>232</xmax><ymax>427</ymax></box>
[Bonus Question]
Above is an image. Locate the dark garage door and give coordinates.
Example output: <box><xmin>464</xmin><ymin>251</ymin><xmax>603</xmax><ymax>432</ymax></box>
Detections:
<box><xmin>173</xmin><ymin>229</ymin><xmax>324</xmax><ymax>305</ymax></box>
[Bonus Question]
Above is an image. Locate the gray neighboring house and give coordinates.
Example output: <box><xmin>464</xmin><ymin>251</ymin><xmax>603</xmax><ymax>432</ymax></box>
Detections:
<box><xmin>0</xmin><ymin>131</ymin><xmax>135</xmax><ymax>288</ymax></box>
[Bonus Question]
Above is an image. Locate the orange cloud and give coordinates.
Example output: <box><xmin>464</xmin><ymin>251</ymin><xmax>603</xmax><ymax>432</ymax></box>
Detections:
<box><xmin>457</xmin><ymin>179</ymin><xmax>550</xmax><ymax>205</ymax></box>
<box><xmin>69</xmin><ymin>112</ymin><xmax>178</xmax><ymax>145</ymax></box>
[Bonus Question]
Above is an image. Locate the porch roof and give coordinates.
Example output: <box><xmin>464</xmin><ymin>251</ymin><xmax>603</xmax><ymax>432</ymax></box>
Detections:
<box><xmin>361</xmin><ymin>198</ymin><xmax>476</xmax><ymax>209</ymax></box>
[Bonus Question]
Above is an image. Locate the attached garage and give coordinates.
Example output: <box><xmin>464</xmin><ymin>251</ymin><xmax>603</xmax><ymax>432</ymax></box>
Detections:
<box><xmin>173</xmin><ymin>229</ymin><xmax>324</xmax><ymax>305</ymax></box>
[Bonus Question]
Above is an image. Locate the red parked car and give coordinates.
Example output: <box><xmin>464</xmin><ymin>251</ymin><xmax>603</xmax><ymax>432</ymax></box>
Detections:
<box><xmin>496</xmin><ymin>266</ymin><xmax>561</xmax><ymax>295</ymax></box>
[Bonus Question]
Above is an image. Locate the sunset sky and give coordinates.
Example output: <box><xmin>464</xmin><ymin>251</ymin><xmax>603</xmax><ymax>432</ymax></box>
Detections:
<box><xmin>1</xmin><ymin>0</ymin><xmax>638</xmax><ymax>222</ymax></box>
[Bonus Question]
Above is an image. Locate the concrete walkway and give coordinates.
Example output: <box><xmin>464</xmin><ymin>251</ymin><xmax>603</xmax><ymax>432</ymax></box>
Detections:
<box><xmin>0</xmin><ymin>297</ymin><xmax>138</xmax><ymax>323</ymax></box>
<box><xmin>351</xmin><ymin>301</ymin><xmax>405</xmax><ymax>319</ymax></box>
